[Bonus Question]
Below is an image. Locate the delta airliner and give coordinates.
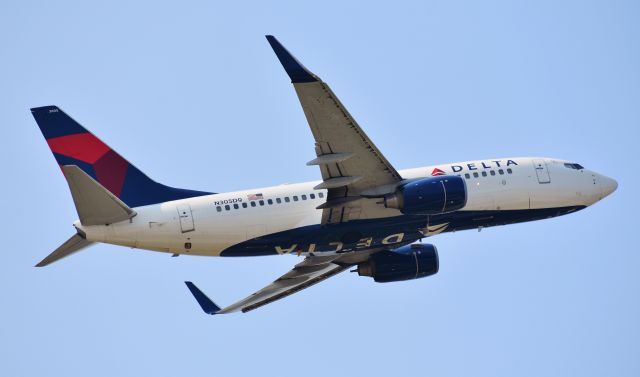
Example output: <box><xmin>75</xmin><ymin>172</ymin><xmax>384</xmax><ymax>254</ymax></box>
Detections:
<box><xmin>31</xmin><ymin>36</ymin><xmax>617</xmax><ymax>315</ymax></box>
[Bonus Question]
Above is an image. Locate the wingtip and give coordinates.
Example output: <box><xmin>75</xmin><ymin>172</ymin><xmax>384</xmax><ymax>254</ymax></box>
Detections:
<box><xmin>265</xmin><ymin>35</ymin><xmax>318</xmax><ymax>83</ymax></box>
<box><xmin>185</xmin><ymin>281</ymin><xmax>221</xmax><ymax>315</ymax></box>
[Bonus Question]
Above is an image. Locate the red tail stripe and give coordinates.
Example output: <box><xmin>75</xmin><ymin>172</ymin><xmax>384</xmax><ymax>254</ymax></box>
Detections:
<box><xmin>47</xmin><ymin>133</ymin><xmax>111</xmax><ymax>164</ymax></box>
<box><xmin>94</xmin><ymin>150</ymin><xmax>129</xmax><ymax>197</ymax></box>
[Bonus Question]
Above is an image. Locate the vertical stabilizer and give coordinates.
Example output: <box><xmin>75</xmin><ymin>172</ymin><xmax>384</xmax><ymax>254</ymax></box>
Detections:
<box><xmin>31</xmin><ymin>106</ymin><xmax>212</xmax><ymax>208</ymax></box>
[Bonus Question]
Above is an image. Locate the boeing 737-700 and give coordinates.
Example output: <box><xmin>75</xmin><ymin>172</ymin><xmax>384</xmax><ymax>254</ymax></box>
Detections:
<box><xmin>31</xmin><ymin>36</ymin><xmax>617</xmax><ymax>315</ymax></box>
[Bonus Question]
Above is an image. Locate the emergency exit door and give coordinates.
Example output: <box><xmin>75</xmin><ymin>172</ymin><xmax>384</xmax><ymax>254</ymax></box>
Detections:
<box><xmin>177</xmin><ymin>204</ymin><xmax>195</xmax><ymax>233</ymax></box>
<box><xmin>533</xmin><ymin>159</ymin><xmax>551</xmax><ymax>183</ymax></box>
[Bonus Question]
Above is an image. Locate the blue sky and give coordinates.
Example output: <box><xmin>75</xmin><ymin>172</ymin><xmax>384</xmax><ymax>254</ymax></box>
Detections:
<box><xmin>1</xmin><ymin>1</ymin><xmax>638</xmax><ymax>376</ymax></box>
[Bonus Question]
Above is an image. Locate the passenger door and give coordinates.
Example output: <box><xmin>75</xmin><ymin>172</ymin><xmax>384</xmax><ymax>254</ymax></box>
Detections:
<box><xmin>177</xmin><ymin>204</ymin><xmax>195</xmax><ymax>233</ymax></box>
<box><xmin>533</xmin><ymin>159</ymin><xmax>551</xmax><ymax>184</ymax></box>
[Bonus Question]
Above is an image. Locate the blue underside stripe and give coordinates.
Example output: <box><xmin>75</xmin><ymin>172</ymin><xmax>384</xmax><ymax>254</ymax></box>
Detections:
<box><xmin>220</xmin><ymin>206</ymin><xmax>586</xmax><ymax>256</ymax></box>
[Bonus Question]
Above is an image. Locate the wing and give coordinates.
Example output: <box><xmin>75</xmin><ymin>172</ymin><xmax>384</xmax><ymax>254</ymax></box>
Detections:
<box><xmin>266</xmin><ymin>36</ymin><xmax>403</xmax><ymax>224</ymax></box>
<box><xmin>185</xmin><ymin>255</ymin><xmax>352</xmax><ymax>315</ymax></box>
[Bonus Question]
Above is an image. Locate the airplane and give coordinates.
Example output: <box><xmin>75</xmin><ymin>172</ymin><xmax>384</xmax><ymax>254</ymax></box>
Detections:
<box><xmin>31</xmin><ymin>35</ymin><xmax>618</xmax><ymax>315</ymax></box>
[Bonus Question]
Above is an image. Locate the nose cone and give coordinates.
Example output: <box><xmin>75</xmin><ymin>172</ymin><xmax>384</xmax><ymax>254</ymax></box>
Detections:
<box><xmin>600</xmin><ymin>175</ymin><xmax>618</xmax><ymax>198</ymax></box>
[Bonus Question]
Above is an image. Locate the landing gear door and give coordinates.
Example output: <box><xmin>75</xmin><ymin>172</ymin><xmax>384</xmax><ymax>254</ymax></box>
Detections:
<box><xmin>533</xmin><ymin>159</ymin><xmax>551</xmax><ymax>184</ymax></box>
<box><xmin>177</xmin><ymin>204</ymin><xmax>195</xmax><ymax>233</ymax></box>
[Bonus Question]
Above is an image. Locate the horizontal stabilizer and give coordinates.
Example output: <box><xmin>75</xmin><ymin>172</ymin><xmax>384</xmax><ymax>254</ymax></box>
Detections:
<box><xmin>36</xmin><ymin>233</ymin><xmax>94</xmax><ymax>267</ymax></box>
<box><xmin>63</xmin><ymin>165</ymin><xmax>136</xmax><ymax>225</ymax></box>
<box><xmin>185</xmin><ymin>282</ymin><xmax>221</xmax><ymax>315</ymax></box>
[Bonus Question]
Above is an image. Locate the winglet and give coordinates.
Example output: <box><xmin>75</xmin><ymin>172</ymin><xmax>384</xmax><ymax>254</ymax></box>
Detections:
<box><xmin>185</xmin><ymin>282</ymin><xmax>221</xmax><ymax>315</ymax></box>
<box><xmin>265</xmin><ymin>35</ymin><xmax>318</xmax><ymax>83</ymax></box>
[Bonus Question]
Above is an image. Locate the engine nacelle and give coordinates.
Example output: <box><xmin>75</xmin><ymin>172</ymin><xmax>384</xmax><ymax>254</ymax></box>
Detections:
<box><xmin>357</xmin><ymin>244</ymin><xmax>439</xmax><ymax>283</ymax></box>
<box><xmin>384</xmin><ymin>175</ymin><xmax>467</xmax><ymax>215</ymax></box>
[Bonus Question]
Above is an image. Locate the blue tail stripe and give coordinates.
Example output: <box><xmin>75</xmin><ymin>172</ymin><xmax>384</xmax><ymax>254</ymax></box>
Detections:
<box><xmin>52</xmin><ymin>153</ymin><xmax>97</xmax><ymax>180</ymax></box>
<box><xmin>120</xmin><ymin>166</ymin><xmax>212</xmax><ymax>208</ymax></box>
<box><xmin>31</xmin><ymin>105</ymin><xmax>214</xmax><ymax>208</ymax></box>
<box><xmin>31</xmin><ymin>106</ymin><xmax>88</xmax><ymax>139</ymax></box>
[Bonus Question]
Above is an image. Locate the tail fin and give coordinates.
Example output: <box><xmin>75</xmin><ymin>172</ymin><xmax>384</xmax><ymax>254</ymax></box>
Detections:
<box><xmin>31</xmin><ymin>106</ymin><xmax>212</xmax><ymax>208</ymax></box>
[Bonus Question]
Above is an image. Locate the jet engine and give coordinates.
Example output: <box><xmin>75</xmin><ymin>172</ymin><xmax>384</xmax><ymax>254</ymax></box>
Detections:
<box><xmin>357</xmin><ymin>243</ymin><xmax>439</xmax><ymax>283</ymax></box>
<box><xmin>384</xmin><ymin>176</ymin><xmax>467</xmax><ymax>215</ymax></box>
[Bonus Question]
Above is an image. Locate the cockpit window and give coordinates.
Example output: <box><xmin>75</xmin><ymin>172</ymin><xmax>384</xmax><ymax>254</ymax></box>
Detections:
<box><xmin>564</xmin><ymin>163</ymin><xmax>584</xmax><ymax>170</ymax></box>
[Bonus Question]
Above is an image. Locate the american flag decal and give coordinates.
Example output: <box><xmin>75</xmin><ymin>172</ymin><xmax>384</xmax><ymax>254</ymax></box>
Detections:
<box><xmin>247</xmin><ymin>193</ymin><xmax>264</xmax><ymax>201</ymax></box>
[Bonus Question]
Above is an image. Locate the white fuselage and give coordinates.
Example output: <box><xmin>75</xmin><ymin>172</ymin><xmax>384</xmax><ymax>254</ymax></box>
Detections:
<box><xmin>76</xmin><ymin>157</ymin><xmax>616</xmax><ymax>257</ymax></box>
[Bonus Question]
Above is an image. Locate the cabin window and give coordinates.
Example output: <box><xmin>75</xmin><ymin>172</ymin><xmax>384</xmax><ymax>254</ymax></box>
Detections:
<box><xmin>225</xmin><ymin>205</ymin><xmax>231</xmax><ymax>211</ymax></box>
<box><xmin>481</xmin><ymin>171</ymin><xmax>487</xmax><ymax>177</ymax></box>
<box><xmin>301</xmin><ymin>194</ymin><xmax>307</xmax><ymax>200</ymax></box>
<box><xmin>251</xmin><ymin>201</ymin><xmax>257</xmax><ymax>207</ymax></box>
<box><xmin>233</xmin><ymin>204</ymin><xmax>239</xmax><ymax>209</ymax></box>
<box><xmin>490</xmin><ymin>170</ymin><xmax>496</xmax><ymax>176</ymax></box>
<box><xmin>318</xmin><ymin>192</ymin><xmax>324</xmax><ymax>198</ymax></box>
<box><xmin>464</xmin><ymin>173</ymin><xmax>470</xmax><ymax>179</ymax></box>
<box><xmin>216</xmin><ymin>206</ymin><xmax>222</xmax><ymax>212</ymax></box>
<box><xmin>293</xmin><ymin>196</ymin><xmax>299</xmax><ymax>201</ymax></box>
<box><xmin>473</xmin><ymin>172</ymin><xmax>479</xmax><ymax>178</ymax></box>
<box><xmin>285</xmin><ymin>197</ymin><xmax>290</xmax><ymax>203</ymax></box>
<box><xmin>310</xmin><ymin>193</ymin><xmax>316</xmax><ymax>199</ymax></box>
<box><xmin>259</xmin><ymin>200</ymin><xmax>265</xmax><ymax>206</ymax></box>
<box><xmin>507</xmin><ymin>168</ymin><xmax>513</xmax><ymax>174</ymax></box>
<box><xmin>498</xmin><ymin>169</ymin><xmax>504</xmax><ymax>175</ymax></box>
<box><xmin>242</xmin><ymin>203</ymin><xmax>247</xmax><ymax>208</ymax></box>
<box><xmin>267</xmin><ymin>199</ymin><xmax>273</xmax><ymax>205</ymax></box>
<box><xmin>276</xmin><ymin>198</ymin><xmax>282</xmax><ymax>204</ymax></box>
